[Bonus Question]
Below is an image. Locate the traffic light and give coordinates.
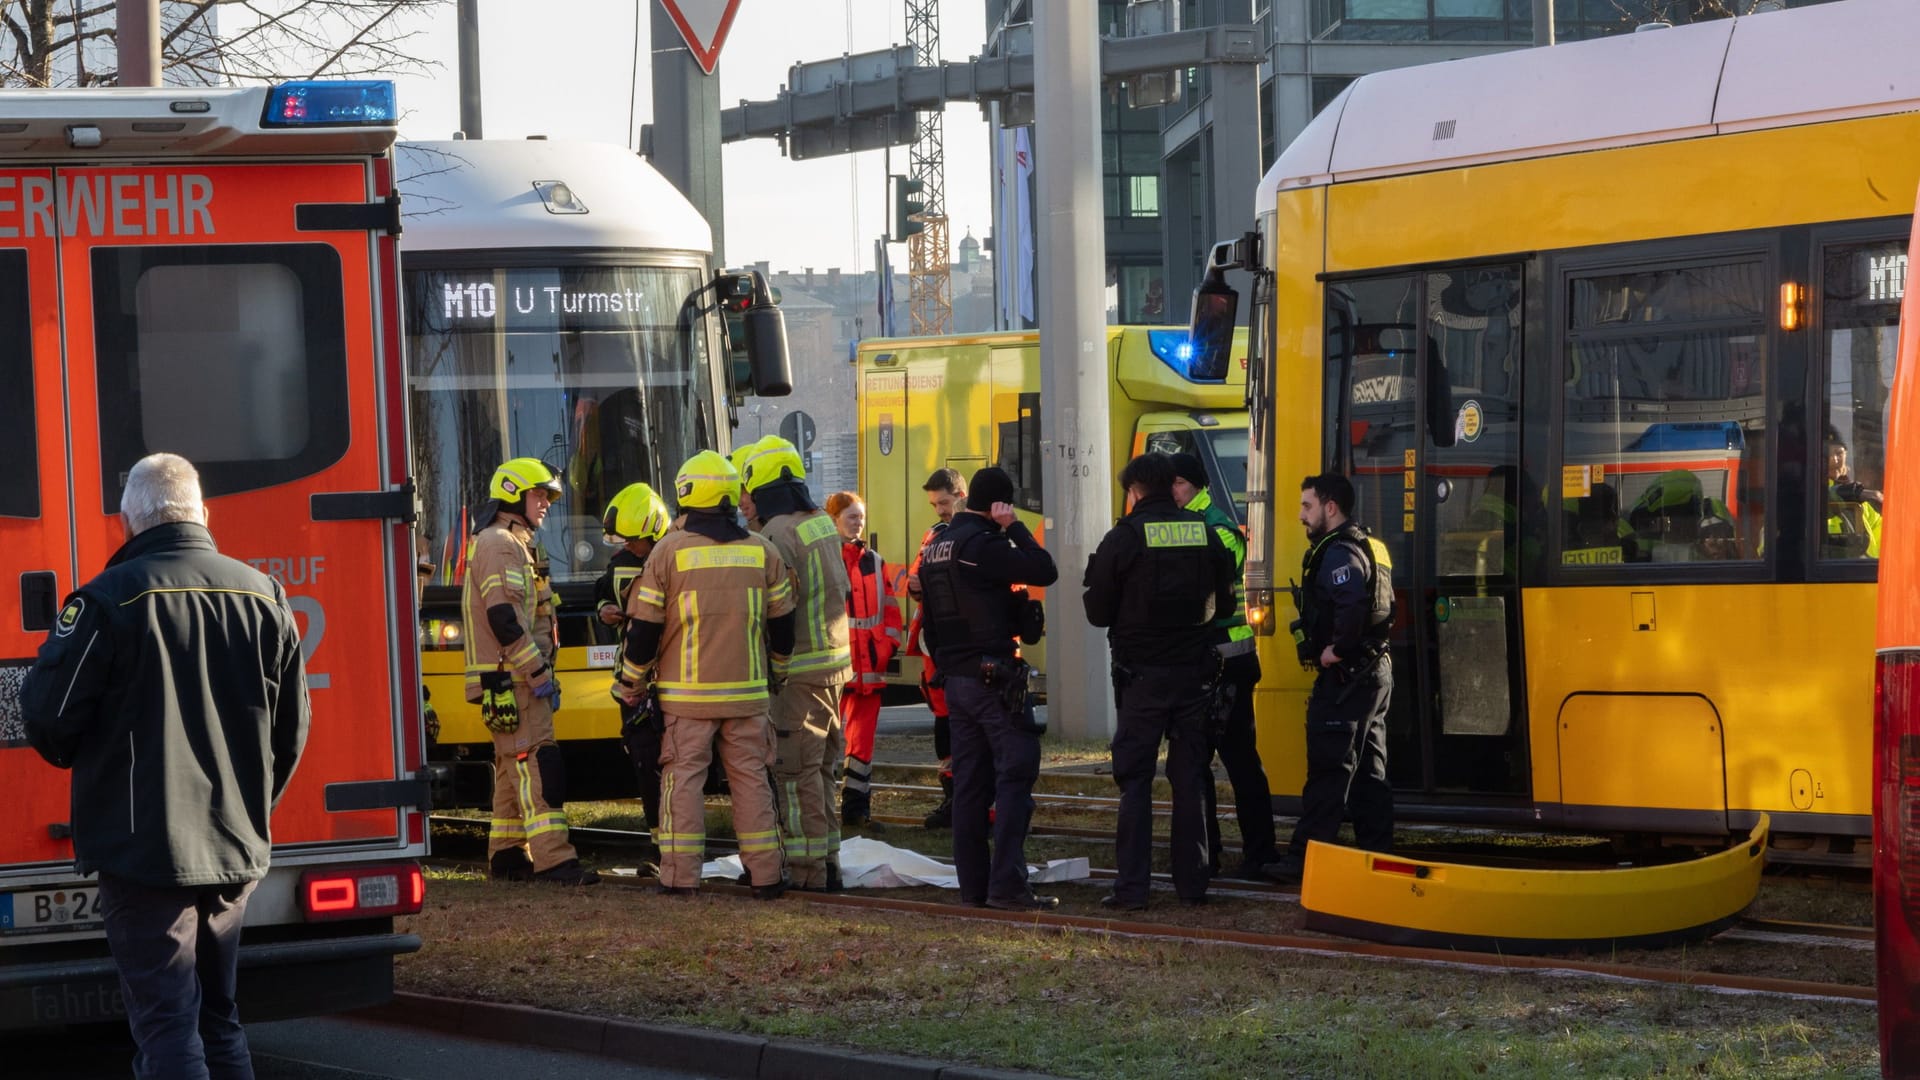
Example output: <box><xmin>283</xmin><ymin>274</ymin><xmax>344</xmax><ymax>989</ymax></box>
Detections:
<box><xmin>892</xmin><ymin>174</ymin><xmax>925</xmax><ymax>241</ymax></box>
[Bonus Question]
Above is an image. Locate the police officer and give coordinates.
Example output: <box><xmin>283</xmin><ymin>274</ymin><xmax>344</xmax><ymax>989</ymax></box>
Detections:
<box><xmin>1085</xmin><ymin>453</ymin><xmax>1237</xmax><ymax>910</ymax></box>
<box><xmin>1168</xmin><ymin>452</ymin><xmax>1279</xmax><ymax>879</ymax></box>
<box><xmin>594</xmin><ymin>482</ymin><xmax>672</xmax><ymax>842</ymax></box>
<box><xmin>740</xmin><ymin>437</ymin><xmax>854</xmax><ymax>891</ymax></box>
<box><xmin>917</xmin><ymin>466</ymin><xmax>1060</xmax><ymax>910</ymax></box>
<box><xmin>616</xmin><ymin>451</ymin><xmax>793</xmax><ymax>898</ymax></box>
<box><xmin>907</xmin><ymin>467</ymin><xmax>966</xmax><ymax>828</ymax></box>
<box><xmin>463</xmin><ymin>458</ymin><xmax>598</xmax><ymax>885</ymax></box>
<box><xmin>1267</xmin><ymin>473</ymin><xmax>1395</xmax><ymax>884</ymax></box>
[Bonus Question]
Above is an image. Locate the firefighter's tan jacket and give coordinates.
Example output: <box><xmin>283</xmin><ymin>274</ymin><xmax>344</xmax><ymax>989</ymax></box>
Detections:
<box><xmin>461</xmin><ymin>517</ymin><xmax>555</xmax><ymax>701</ymax></box>
<box><xmin>758</xmin><ymin>509</ymin><xmax>853</xmax><ymax>687</ymax></box>
<box><xmin>623</xmin><ymin>529</ymin><xmax>795</xmax><ymax>717</ymax></box>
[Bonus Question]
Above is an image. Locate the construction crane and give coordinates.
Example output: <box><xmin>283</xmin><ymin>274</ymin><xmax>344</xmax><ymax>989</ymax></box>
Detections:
<box><xmin>904</xmin><ymin>0</ymin><xmax>951</xmax><ymax>334</ymax></box>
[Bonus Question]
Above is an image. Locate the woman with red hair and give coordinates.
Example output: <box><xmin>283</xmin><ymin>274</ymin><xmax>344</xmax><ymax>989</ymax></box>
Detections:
<box><xmin>827</xmin><ymin>491</ymin><xmax>903</xmax><ymax>827</ymax></box>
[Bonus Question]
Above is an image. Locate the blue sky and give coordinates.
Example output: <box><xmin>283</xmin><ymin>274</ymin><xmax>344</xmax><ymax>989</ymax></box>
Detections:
<box><xmin>386</xmin><ymin>0</ymin><xmax>993</xmax><ymax>274</ymax></box>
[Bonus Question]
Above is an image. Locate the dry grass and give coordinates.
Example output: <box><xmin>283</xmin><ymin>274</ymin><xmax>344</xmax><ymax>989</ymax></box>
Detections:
<box><xmin>398</xmin><ymin>870</ymin><xmax>1878</xmax><ymax>1078</ymax></box>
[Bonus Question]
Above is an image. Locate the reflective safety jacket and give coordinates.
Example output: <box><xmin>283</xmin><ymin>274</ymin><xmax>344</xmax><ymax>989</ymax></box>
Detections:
<box><xmin>462</xmin><ymin>515</ymin><xmax>556</xmax><ymax>702</ymax></box>
<box><xmin>1185</xmin><ymin>489</ymin><xmax>1252</xmax><ymax>655</ymax></box>
<box><xmin>758</xmin><ymin>509</ymin><xmax>852</xmax><ymax>685</ymax></box>
<box><xmin>842</xmin><ymin>539</ymin><xmax>903</xmax><ymax>695</ymax></box>
<box><xmin>625</xmin><ymin>528</ymin><xmax>796</xmax><ymax>717</ymax></box>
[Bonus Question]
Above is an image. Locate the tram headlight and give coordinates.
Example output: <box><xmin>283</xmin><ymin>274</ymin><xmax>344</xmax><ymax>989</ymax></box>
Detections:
<box><xmin>420</xmin><ymin>617</ymin><xmax>463</xmax><ymax>650</ymax></box>
<box><xmin>1245</xmin><ymin>588</ymin><xmax>1277</xmax><ymax>635</ymax></box>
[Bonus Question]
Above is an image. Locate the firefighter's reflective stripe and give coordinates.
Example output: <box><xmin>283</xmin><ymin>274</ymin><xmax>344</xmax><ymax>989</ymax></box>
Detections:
<box><xmin>678</xmin><ymin>592</ymin><xmax>700</xmax><ymax>684</ymax></box>
<box><xmin>1216</xmin><ymin>636</ymin><xmax>1257</xmax><ymax>658</ymax></box>
<box><xmin>656</xmin><ymin>680</ymin><xmax>770</xmax><ymax>707</ymax></box>
<box><xmin>850</xmin><ymin>614</ymin><xmax>886</xmax><ymax>629</ymax></box>
<box><xmin>657</xmin><ymin>773</ymin><xmax>701</xmax><ymax>853</ymax></box>
<box><xmin>736</xmin><ymin>827</ymin><xmax>782</xmax><ymax>855</ymax></box>
<box><xmin>636</xmin><ymin>584</ymin><xmax>666</xmax><ymax>607</ymax></box>
<box><xmin>784</xmin><ymin>646</ymin><xmax>853</xmax><ymax>676</ymax></box>
<box><xmin>515</xmin><ymin>757</ymin><xmax>568</xmax><ymax>840</ymax></box>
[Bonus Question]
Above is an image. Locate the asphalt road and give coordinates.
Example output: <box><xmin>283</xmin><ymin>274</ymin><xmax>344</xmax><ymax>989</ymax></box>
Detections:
<box><xmin>5</xmin><ymin>1015</ymin><xmax>705</xmax><ymax>1079</ymax></box>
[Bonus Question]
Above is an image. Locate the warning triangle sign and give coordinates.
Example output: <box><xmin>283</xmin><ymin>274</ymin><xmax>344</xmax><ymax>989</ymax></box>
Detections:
<box><xmin>659</xmin><ymin>0</ymin><xmax>742</xmax><ymax>75</ymax></box>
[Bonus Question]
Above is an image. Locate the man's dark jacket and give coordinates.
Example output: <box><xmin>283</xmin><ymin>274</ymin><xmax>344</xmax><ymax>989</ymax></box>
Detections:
<box><xmin>22</xmin><ymin>522</ymin><xmax>311</xmax><ymax>887</ymax></box>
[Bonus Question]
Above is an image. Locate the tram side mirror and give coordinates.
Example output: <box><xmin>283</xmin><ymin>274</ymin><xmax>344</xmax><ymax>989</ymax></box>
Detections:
<box><xmin>1188</xmin><ymin>267</ymin><xmax>1238</xmax><ymax>382</ymax></box>
<box><xmin>1425</xmin><ymin>334</ymin><xmax>1456</xmax><ymax>449</ymax></box>
<box><xmin>715</xmin><ymin>270</ymin><xmax>793</xmax><ymax>399</ymax></box>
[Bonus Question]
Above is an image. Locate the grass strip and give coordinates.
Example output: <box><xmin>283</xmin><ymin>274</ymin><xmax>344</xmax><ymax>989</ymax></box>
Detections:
<box><xmin>398</xmin><ymin>871</ymin><xmax>1877</xmax><ymax>1079</ymax></box>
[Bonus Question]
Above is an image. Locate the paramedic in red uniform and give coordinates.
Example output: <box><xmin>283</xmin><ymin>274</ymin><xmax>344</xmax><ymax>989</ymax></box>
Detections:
<box><xmin>22</xmin><ymin>453</ymin><xmax>311</xmax><ymax>1080</ymax></box>
<box><xmin>826</xmin><ymin>490</ymin><xmax>903</xmax><ymax>827</ymax></box>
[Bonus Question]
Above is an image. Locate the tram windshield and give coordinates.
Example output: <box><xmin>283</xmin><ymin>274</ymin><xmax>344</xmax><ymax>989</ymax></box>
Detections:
<box><xmin>406</xmin><ymin>264</ymin><xmax>720</xmax><ymax>589</ymax></box>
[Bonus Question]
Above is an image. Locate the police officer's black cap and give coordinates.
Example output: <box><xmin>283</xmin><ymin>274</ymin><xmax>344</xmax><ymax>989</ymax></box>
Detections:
<box><xmin>966</xmin><ymin>467</ymin><xmax>1017</xmax><ymax>511</ymax></box>
<box><xmin>1168</xmin><ymin>452</ymin><xmax>1209</xmax><ymax>489</ymax></box>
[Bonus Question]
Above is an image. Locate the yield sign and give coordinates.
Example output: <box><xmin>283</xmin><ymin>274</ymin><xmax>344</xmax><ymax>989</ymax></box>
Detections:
<box><xmin>659</xmin><ymin>0</ymin><xmax>742</xmax><ymax>75</ymax></box>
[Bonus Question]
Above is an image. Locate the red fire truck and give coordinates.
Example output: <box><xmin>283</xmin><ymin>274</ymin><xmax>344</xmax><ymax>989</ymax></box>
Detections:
<box><xmin>0</xmin><ymin>81</ymin><xmax>426</xmax><ymax>1029</ymax></box>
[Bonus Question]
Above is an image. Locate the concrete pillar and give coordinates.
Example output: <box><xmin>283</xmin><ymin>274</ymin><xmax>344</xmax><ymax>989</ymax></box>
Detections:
<box><xmin>1034</xmin><ymin>0</ymin><xmax>1114</xmax><ymax>740</ymax></box>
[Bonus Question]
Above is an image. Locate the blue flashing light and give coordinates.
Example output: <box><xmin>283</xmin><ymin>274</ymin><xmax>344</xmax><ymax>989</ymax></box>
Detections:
<box><xmin>1148</xmin><ymin>329</ymin><xmax>1222</xmax><ymax>382</ymax></box>
<box><xmin>263</xmin><ymin>81</ymin><xmax>397</xmax><ymax>128</ymax></box>
<box><xmin>1622</xmin><ymin>421</ymin><xmax>1745</xmax><ymax>454</ymax></box>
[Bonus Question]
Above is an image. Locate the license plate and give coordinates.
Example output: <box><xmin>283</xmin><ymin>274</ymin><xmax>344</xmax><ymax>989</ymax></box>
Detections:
<box><xmin>1</xmin><ymin>884</ymin><xmax>103</xmax><ymax>936</ymax></box>
<box><xmin>585</xmin><ymin>644</ymin><xmax>619</xmax><ymax>669</ymax></box>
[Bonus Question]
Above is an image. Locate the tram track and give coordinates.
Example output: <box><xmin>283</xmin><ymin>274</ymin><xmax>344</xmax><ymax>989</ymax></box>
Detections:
<box><xmin>426</xmin><ymin>817</ymin><xmax>1874</xmax><ymax>954</ymax></box>
<box><xmin>421</xmin><ymin>845</ymin><xmax>1873</xmax><ymax>1003</ymax></box>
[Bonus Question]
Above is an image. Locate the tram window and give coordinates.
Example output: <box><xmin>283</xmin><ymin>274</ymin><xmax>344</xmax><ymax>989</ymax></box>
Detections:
<box><xmin>1818</xmin><ymin>239</ymin><xmax>1900</xmax><ymax>563</ymax></box>
<box><xmin>92</xmin><ymin>244</ymin><xmax>349</xmax><ymax>511</ymax></box>
<box><xmin>1559</xmin><ymin>260</ymin><xmax>1767</xmax><ymax>567</ymax></box>
<box><xmin>1325</xmin><ymin>274</ymin><xmax>1419</xmax><ymax>577</ymax></box>
<box><xmin>1427</xmin><ymin>265</ymin><xmax>1526</xmax><ymax>580</ymax></box>
<box><xmin>0</xmin><ymin>251</ymin><xmax>36</xmax><ymax>519</ymax></box>
<box><xmin>404</xmin><ymin>265</ymin><xmax>715</xmax><ymax>588</ymax></box>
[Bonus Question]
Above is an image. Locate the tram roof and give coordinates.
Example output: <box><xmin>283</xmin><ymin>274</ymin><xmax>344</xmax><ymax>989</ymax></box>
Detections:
<box><xmin>395</xmin><ymin>138</ymin><xmax>711</xmax><ymax>257</ymax></box>
<box><xmin>1261</xmin><ymin>0</ymin><xmax>1920</xmax><ymax>200</ymax></box>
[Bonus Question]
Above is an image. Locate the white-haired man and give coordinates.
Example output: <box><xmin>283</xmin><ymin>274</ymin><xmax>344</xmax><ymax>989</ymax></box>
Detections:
<box><xmin>23</xmin><ymin>452</ymin><xmax>310</xmax><ymax>1080</ymax></box>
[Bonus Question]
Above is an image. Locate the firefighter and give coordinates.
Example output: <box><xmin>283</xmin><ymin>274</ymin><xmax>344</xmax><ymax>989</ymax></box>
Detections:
<box><xmin>616</xmin><ymin>451</ymin><xmax>793</xmax><ymax>898</ymax></box>
<box><xmin>594</xmin><ymin>482</ymin><xmax>672</xmax><ymax>843</ymax></box>
<box><xmin>1267</xmin><ymin>473</ymin><xmax>1396</xmax><ymax>884</ymax></box>
<box><xmin>906</xmin><ymin>467</ymin><xmax>966</xmax><ymax>828</ymax></box>
<box><xmin>918</xmin><ymin>466</ymin><xmax>1059</xmax><ymax>910</ymax></box>
<box><xmin>740</xmin><ymin>438</ymin><xmax>854</xmax><ymax>891</ymax></box>
<box><xmin>827</xmin><ymin>491</ymin><xmax>904</xmax><ymax>828</ymax></box>
<box><xmin>1168</xmin><ymin>452</ymin><xmax>1279</xmax><ymax>878</ymax></box>
<box><xmin>463</xmin><ymin>457</ymin><xmax>598</xmax><ymax>885</ymax></box>
<box><xmin>1085</xmin><ymin>453</ymin><xmax>1238</xmax><ymax>909</ymax></box>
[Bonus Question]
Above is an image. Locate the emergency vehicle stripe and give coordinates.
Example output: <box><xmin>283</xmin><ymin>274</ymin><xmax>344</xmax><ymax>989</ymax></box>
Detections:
<box><xmin>678</xmin><ymin>592</ymin><xmax>699</xmax><ymax>684</ymax></box>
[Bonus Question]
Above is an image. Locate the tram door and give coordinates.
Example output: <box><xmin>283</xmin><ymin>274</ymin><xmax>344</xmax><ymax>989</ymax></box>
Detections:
<box><xmin>1328</xmin><ymin>265</ymin><xmax>1529</xmax><ymax>804</ymax></box>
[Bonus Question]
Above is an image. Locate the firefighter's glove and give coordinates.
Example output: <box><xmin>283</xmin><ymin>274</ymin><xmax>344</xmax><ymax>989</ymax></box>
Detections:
<box><xmin>532</xmin><ymin>675</ymin><xmax>562</xmax><ymax>713</ymax></box>
<box><xmin>478</xmin><ymin>670</ymin><xmax>520</xmax><ymax>735</ymax></box>
<box><xmin>769</xmin><ymin>653</ymin><xmax>792</xmax><ymax>697</ymax></box>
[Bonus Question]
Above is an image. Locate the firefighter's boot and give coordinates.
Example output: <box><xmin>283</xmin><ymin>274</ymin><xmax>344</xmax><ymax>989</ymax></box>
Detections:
<box><xmin>922</xmin><ymin>766</ymin><xmax>955</xmax><ymax>829</ymax></box>
<box><xmin>489</xmin><ymin>849</ymin><xmax>534</xmax><ymax>882</ymax></box>
<box><xmin>533</xmin><ymin>858</ymin><xmax>602</xmax><ymax>886</ymax></box>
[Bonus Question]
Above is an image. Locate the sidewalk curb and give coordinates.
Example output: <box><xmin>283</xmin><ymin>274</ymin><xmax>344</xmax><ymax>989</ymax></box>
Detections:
<box><xmin>354</xmin><ymin>991</ymin><xmax>1060</xmax><ymax>1080</ymax></box>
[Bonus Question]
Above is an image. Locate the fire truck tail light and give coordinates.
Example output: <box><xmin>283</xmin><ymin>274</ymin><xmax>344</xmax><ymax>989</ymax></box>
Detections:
<box><xmin>299</xmin><ymin>863</ymin><xmax>425</xmax><ymax>922</ymax></box>
<box><xmin>264</xmin><ymin>81</ymin><xmax>397</xmax><ymax>128</ymax></box>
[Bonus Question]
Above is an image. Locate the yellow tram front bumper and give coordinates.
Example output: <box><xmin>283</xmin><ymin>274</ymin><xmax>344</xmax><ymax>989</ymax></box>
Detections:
<box><xmin>1299</xmin><ymin>815</ymin><xmax>1769</xmax><ymax>955</ymax></box>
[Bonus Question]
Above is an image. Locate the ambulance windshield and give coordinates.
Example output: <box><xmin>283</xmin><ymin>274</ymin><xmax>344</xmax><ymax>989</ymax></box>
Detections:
<box><xmin>405</xmin><ymin>265</ymin><xmax>720</xmax><ymax>589</ymax></box>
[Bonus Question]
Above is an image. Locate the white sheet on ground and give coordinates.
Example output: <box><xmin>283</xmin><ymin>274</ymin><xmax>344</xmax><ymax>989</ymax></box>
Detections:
<box><xmin>699</xmin><ymin>836</ymin><xmax>1090</xmax><ymax>888</ymax></box>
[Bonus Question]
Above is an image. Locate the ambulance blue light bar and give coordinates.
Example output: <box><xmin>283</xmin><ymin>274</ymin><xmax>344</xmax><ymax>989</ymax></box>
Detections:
<box><xmin>263</xmin><ymin>81</ymin><xmax>397</xmax><ymax>128</ymax></box>
<box><xmin>1148</xmin><ymin>329</ymin><xmax>1228</xmax><ymax>382</ymax></box>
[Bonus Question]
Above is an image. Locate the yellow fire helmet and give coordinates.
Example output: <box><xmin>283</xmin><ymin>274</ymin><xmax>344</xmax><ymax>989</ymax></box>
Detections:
<box><xmin>740</xmin><ymin>436</ymin><xmax>805</xmax><ymax>493</ymax></box>
<box><xmin>674</xmin><ymin>450</ymin><xmax>742</xmax><ymax>511</ymax></box>
<box><xmin>602</xmin><ymin>482</ymin><xmax>671</xmax><ymax>542</ymax></box>
<box><xmin>489</xmin><ymin>457</ymin><xmax>562</xmax><ymax>502</ymax></box>
<box><xmin>729</xmin><ymin>435</ymin><xmax>772</xmax><ymax>475</ymax></box>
